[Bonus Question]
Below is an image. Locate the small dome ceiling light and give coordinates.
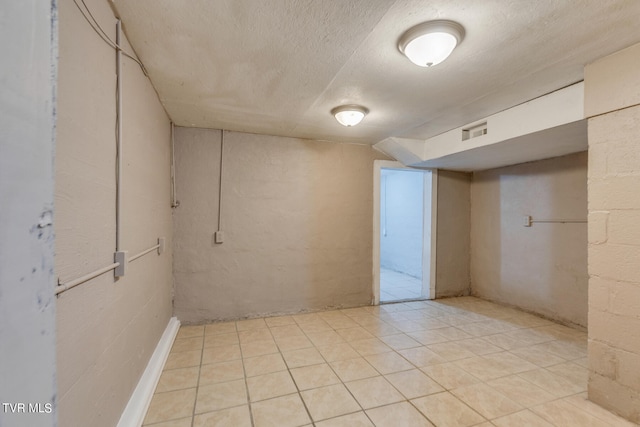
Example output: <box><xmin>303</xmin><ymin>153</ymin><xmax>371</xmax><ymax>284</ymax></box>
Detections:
<box><xmin>398</xmin><ymin>20</ymin><xmax>465</xmax><ymax>67</ymax></box>
<box><xmin>331</xmin><ymin>105</ymin><xmax>369</xmax><ymax>127</ymax></box>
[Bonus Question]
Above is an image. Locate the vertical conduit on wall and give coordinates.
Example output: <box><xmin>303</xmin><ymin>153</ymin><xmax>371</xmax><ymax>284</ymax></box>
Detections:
<box><xmin>115</xmin><ymin>19</ymin><xmax>123</xmax><ymax>252</ymax></box>
<box><xmin>170</xmin><ymin>122</ymin><xmax>179</xmax><ymax>208</ymax></box>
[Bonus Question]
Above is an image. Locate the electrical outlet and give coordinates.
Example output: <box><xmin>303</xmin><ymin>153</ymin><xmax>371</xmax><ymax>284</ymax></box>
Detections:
<box><xmin>214</xmin><ymin>231</ymin><xmax>225</xmax><ymax>244</ymax></box>
<box><xmin>523</xmin><ymin>215</ymin><xmax>532</xmax><ymax>227</ymax></box>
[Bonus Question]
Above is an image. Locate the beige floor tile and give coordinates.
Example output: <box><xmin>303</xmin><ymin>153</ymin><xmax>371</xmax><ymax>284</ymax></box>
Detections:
<box><xmin>290</xmin><ymin>363</ymin><xmax>340</xmax><ymax>390</ymax></box>
<box><xmin>298</xmin><ymin>320</ymin><xmax>332</xmax><ymax>334</ymax></box>
<box><xmin>385</xmin><ymin>369</ymin><xmax>444</xmax><ymax>399</ymax></box>
<box><xmin>240</xmin><ymin>339</ymin><xmax>279</xmax><ymax>358</ymax></box>
<box><xmin>453</xmin><ymin>338</ymin><xmax>502</xmax><ymax>356</ymax></box>
<box><xmin>574</xmin><ymin>356</ymin><xmax>589</xmax><ymax>368</ymax></box>
<box><xmin>509</xmin><ymin>345</ymin><xmax>567</xmax><ymax>367</ymax></box>
<box><xmin>345</xmin><ymin>376</ymin><xmax>404</xmax><ymax>409</ymax></box>
<box><xmin>379</xmin><ymin>333</ymin><xmax>422</xmax><ymax>350</ymax></box>
<box><xmin>492</xmin><ymin>409</ymin><xmax>553</xmax><ymax>427</ymax></box>
<box><xmin>238</xmin><ymin>328</ymin><xmax>273</xmax><ymax>344</ymax></box>
<box><xmin>143</xmin><ymin>388</ymin><xmax>196</xmax><ymax>425</ymax></box>
<box><xmin>301</xmin><ymin>384</ymin><xmax>361</xmax><ymax>421</ymax></box>
<box><xmin>314</xmin><ymin>411</ymin><xmax>374</xmax><ymax>427</ymax></box>
<box><xmin>316</xmin><ymin>343</ymin><xmax>360</xmax><ymax>362</ymax></box>
<box><xmin>451</xmin><ymin>383</ymin><xmax>522</xmax><ymax>419</ymax></box>
<box><xmin>236</xmin><ymin>318</ymin><xmax>267</xmax><ymax>331</ymax></box>
<box><xmin>517</xmin><ymin>368</ymin><xmax>585</xmax><ymax>397</ymax></box>
<box><xmin>204</xmin><ymin>332</ymin><xmax>239</xmax><ymax>348</ymax></box>
<box><xmin>243</xmin><ymin>353</ymin><xmax>287</xmax><ymax>377</ymax></box>
<box><xmin>265</xmin><ymin>315</ymin><xmax>295</xmax><ymax>327</ymax></box>
<box><xmin>252</xmin><ymin>393</ymin><xmax>311</xmax><ymax>427</ymax></box>
<box><xmin>483</xmin><ymin>351</ymin><xmax>538</xmax><ymax>374</ymax></box>
<box><xmin>269</xmin><ymin>324</ymin><xmax>305</xmax><ymax>339</ymax></box>
<box><xmin>282</xmin><ymin>347</ymin><xmax>325</xmax><ymax>368</ymax></box>
<box><xmin>193</xmin><ymin>405</ymin><xmax>252</xmax><ymax>427</ymax></box>
<box><xmin>398</xmin><ymin>347</ymin><xmax>446</xmax><ymax>367</ymax></box>
<box><xmin>433</xmin><ymin>327</ymin><xmax>473</xmax><ymax>341</ymax></box>
<box><xmin>306</xmin><ymin>330</ymin><xmax>345</xmax><ymax>346</ymax></box>
<box><xmin>456</xmin><ymin>322</ymin><xmax>502</xmax><ymax>337</ymax></box>
<box><xmin>350</xmin><ymin>338</ymin><xmax>393</xmax><ymax>356</ymax></box>
<box><xmin>427</xmin><ymin>342</ymin><xmax>477</xmax><ymax>361</ymax></box>
<box><xmin>546</xmin><ymin>361</ymin><xmax>588</xmax><ymax>388</ymax></box>
<box><xmin>164</xmin><ymin>350</ymin><xmax>202</xmax><ymax>370</ymax></box>
<box><xmin>420</xmin><ymin>362</ymin><xmax>481</xmax><ymax>390</ymax></box>
<box><xmin>330</xmin><ymin>357</ymin><xmax>378</xmax><ymax>382</ymax></box>
<box><xmin>274</xmin><ymin>335</ymin><xmax>314</xmax><ymax>351</ymax></box>
<box><xmin>562</xmin><ymin>393</ymin><xmax>639</xmax><ymax>427</ymax></box>
<box><xmin>144</xmin><ymin>417</ymin><xmax>192</xmax><ymax>427</ymax></box>
<box><xmin>530</xmin><ymin>340</ymin><xmax>585</xmax><ymax>360</ymax></box>
<box><xmin>363</xmin><ymin>323</ymin><xmax>402</xmax><ymax>337</ymax></box>
<box><xmin>177</xmin><ymin>325</ymin><xmax>205</xmax><ymax>339</ymax></box>
<box><xmin>487</xmin><ymin>375</ymin><xmax>555</xmax><ymax>407</ymax></box>
<box><xmin>412</xmin><ymin>392</ymin><xmax>486</xmax><ymax>427</ymax></box>
<box><xmin>336</xmin><ymin>327</ymin><xmax>375</xmax><ymax>342</ymax></box>
<box><xmin>156</xmin><ymin>366</ymin><xmax>200</xmax><ymax>393</ymax></box>
<box><xmin>365</xmin><ymin>352</ymin><xmax>413</xmax><ymax>374</ymax></box>
<box><xmin>171</xmin><ymin>337</ymin><xmax>204</xmax><ymax>353</ymax></box>
<box><xmin>454</xmin><ymin>356</ymin><xmax>509</xmax><ymax>381</ymax></box>
<box><xmin>366</xmin><ymin>401</ymin><xmax>434</xmax><ymax>426</ymax></box>
<box><xmin>323</xmin><ymin>318</ymin><xmax>359</xmax><ymax>330</ymax></box>
<box><xmin>247</xmin><ymin>371</ymin><xmax>298</xmax><ymax>402</ymax></box>
<box><xmin>201</xmin><ymin>344</ymin><xmax>241</xmax><ymax>365</ymax></box>
<box><xmin>195</xmin><ymin>379</ymin><xmax>247</xmax><ymax>414</ymax></box>
<box><xmin>407</xmin><ymin>329</ymin><xmax>450</xmax><ymax>345</ymax></box>
<box><xmin>531</xmin><ymin>399</ymin><xmax>610</xmax><ymax>427</ymax></box>
<box><xmin>199</xmin><ymin>359</ymin><xmax>244</xmax><ymax>385</ymax></box>
<box><xmin>205</xmin><ymin>322</ymin><xmax>236</xmax><ymax>336</ymax></box>
<box><xmin>482</xmin><ymin>333</ymin><xmax>528</xmax><ymax>350</ymax></box>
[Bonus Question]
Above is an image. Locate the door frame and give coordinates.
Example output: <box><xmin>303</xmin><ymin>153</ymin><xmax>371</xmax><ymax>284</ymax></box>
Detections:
<box><xmin>372</xmin><ymin>160</ymin><xmax>438</xmax><ymax>305</ymax></box>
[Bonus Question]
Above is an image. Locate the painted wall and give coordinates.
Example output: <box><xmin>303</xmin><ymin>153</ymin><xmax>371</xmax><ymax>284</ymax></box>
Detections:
<box><xmin>585</xmin><ymin>42</ymin><xmax>640</xmax><ymax>423</ymax></box>
<box><xmin>435</xmin><ymin>171</ymin><xmax>471</xmax><ymax>297</ymax></box>
<box><xmin>55</xmin><ymin>0</ymin><xmax>173</xmax><ymax>426</ymax></box>
<box><xmin>173</xmin><ymin>127</ymin><xmax>388</xmax><ymax>322</ymax></box>
<box><xmin>380</xmin><ymin>169</ymin><xmax>424</xmax><ymax>278</ymax></box>
<box><xmin>470</xmin><ymin>153</ymin><xmax>588</xmax><ymax>327</ymax></box>
<box><xmin>0</xmin><ymin>2</ymin><xmax>57</xmax><ymax>426</ymax></box>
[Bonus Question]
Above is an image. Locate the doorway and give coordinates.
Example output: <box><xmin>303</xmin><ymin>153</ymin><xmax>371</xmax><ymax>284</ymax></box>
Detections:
<box><xmin>373</xmin><ymin>161</ymin><xmax>437</xmax><ymax>304</ymax></box>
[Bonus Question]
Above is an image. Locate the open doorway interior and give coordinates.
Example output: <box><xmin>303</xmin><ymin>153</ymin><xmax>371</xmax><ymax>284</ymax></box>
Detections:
<box><xmin>374</xmin><ymin>162</ymin><xmax>436</xmax><ymax>304</ymax></box>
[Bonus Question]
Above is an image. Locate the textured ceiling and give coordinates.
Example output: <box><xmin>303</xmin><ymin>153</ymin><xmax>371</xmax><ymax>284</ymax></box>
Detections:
<box><xmin>113</xmin><ymin>0</ymin><xmax>640</xmax><ymax>145</ymax></box>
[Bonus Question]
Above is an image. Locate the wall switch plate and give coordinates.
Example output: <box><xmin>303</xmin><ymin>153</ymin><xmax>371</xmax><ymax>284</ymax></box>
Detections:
<box><xmin>523</xmin><ymin>215</ymin><xmax>532</xmax><ymax>227</ymax></box>
<box><xmin>214</xmin><ymin>231</ymin><xmax>224</xmax><ymax>244</ymax></box>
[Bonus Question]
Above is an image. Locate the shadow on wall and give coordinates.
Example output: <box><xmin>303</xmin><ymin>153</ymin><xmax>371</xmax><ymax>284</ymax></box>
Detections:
<box><xmin>471</xmin><ymin>152</ymin><xmax>588</xmax><ymax>327</ymax></box>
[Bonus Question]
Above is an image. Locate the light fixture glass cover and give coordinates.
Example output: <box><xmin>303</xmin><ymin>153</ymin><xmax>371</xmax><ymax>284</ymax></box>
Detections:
<box><xmin>398</xmin><ymin>20</ymin><xmax>465</xmax><ymax>67</ymax></box>
<box><xmin>331</xmin><ymin>105</ymin><xmax>369</xmax><ymax>127</ymax></box>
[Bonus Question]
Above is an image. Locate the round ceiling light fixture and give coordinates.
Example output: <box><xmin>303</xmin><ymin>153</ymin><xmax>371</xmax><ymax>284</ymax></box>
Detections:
<box><xmin>331</xmin><ymin>105</ymin><xmax>369</xmax><ymax>127</ymax></box>
<box><xmin>398</xmin><ymin>20</ymin><xmax>465</xmax><ymax>67</ymax></box>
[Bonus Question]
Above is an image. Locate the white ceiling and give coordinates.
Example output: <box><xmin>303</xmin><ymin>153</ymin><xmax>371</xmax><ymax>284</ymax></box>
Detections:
<box><xmin>113</xmin><ymin>0</ymin><xmax>640</xmax><ymax>145</ymax></box>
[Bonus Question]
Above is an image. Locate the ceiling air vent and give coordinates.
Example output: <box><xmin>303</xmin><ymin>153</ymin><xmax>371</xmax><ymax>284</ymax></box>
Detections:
<box><xmin>462</xmin><ymin>122</ymin><xmax>487</xmax><ymax>141</ymax></box>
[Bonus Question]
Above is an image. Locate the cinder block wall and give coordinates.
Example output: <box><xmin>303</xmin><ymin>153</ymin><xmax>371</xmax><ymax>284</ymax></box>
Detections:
<box><xmin>585</xmin><ymin>42</ymin><xmax>640</xmax><ymax>423</ymax></box>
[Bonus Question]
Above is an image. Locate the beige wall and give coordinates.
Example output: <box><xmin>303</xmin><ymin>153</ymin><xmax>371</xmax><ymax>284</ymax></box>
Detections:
<box><xmin>173</xmin><ymin>127</ymin><xmax>388</xmax><ymax>322</ymax></box>
<box><xmin>585</xmin><ymin>43</ymin><xmax>640</xmax><ymax>423</ymax></box>
<box><xmin>55</xmin><ymin>1</ymin><xmax>173</xmax><ymax>426</ymax></box>
<box><xmin>470</xmin><ymin>153</ymin><xmax>588</xmax><ymax>327</ymax></box>
<box><xmin>435</xmin><ymin>171</ymin><xmax>471</xmax><ymax>297</ymax></box>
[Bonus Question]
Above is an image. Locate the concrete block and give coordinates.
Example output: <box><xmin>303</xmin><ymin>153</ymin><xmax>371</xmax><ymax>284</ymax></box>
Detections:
<box><xmin>588</xmin><ymin>339</ymin><xmax>618</xmax><ymax>379</ymax></box>
<box><xmin>589</xmin><ymin>372</ymin><xmax>640</xmax><ymax>423</ymax></box>
<box><xmin>589</xmin><ymin>308</ymin><xmax>640</xmax><ymax>354</ymax></box>
<box><xmin>587</xmin><ymin>276</ymin><xmax>610</xmax><ymax>312</ymax></box>
<box><xmin>588</xmin><ymin>175</ymin><xmax>640</xmax><ymax>211</ymax></box>
<box><xmin>587</xmin><ymin>211</ymin><xmax>608</xmax><ymax>245</ymax></box>
<box><xmin>588</xmin><ymin>243</ymin><xmax>640</xmax><ymax>283</ymax></box>
<box><xmin>608</xmin><ymin>210</ymin><xmax>640</xmax><ymax>245</ymax></box>
<box><xmin>609</xmin><ymin>281</ymin><xmax>640</xmax><ymax>318</ymax></box>
<box><xmin>587</xmin><ymin>142</ymin><xmax>608</xmax><ymax>179</ymax></box>
<box><xmin>617</xmin><ymin>349</ymin><xmax>640</xmax><ymax>390</ymax></box>
<box><xmin>607</xmin><ymin>140</ymin><xmax>640</xmax><ymax>176</ymax></box>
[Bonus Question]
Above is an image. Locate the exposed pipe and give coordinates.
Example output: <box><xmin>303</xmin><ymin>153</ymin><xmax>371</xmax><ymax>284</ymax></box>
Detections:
<box><xmin>170</xmin><ymin>122</ymin><xmax>179</xmax><ymax>208</ymax></box>
<box><xmin>55</xmin><ymin>263</ymin><xmax>121</xmax><ymax>295</ymax></box>
<box><xmin>129</xmin><ymin>243</ymin><xmax>160</xmax><ymax>262</ymax></box>
<box><xmin>217</xmin><ymin>130</ymin><xmax>224</xmax><ymax>231</ymax></box>
<box><xmin>115</xmin><ymin>20</ymin><xmax>123</xmax><ymax>251</ymax></box>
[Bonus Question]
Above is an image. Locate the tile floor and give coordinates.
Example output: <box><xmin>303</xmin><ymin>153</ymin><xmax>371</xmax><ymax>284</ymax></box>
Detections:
<box><xmin>380</xmin><ymin>268</ymin><xmax>422</xmax><ymax>302</ymax></box>
<box><xmin>143</xmin><ymin>297</ymin><xmax>638</xmax><ymax>427</ymax></box>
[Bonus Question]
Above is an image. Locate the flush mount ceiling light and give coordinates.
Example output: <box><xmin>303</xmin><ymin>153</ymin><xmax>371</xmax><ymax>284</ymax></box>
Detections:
<box><xmin>398</xmin><ymin>20</ymin><xmax>465</xmax><ymax>67</ymax></box>
<box><xmin>331</xmin><ymin>105</ymin><xmax>369</xmax><ymax>127</ymax></box>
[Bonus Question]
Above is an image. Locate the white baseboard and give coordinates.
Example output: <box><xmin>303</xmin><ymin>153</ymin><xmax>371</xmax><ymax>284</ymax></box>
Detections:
<box><xmin>117</xmin><ymin>316</ymin><xmax>180</xmax><ymax>427</ymax></box>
